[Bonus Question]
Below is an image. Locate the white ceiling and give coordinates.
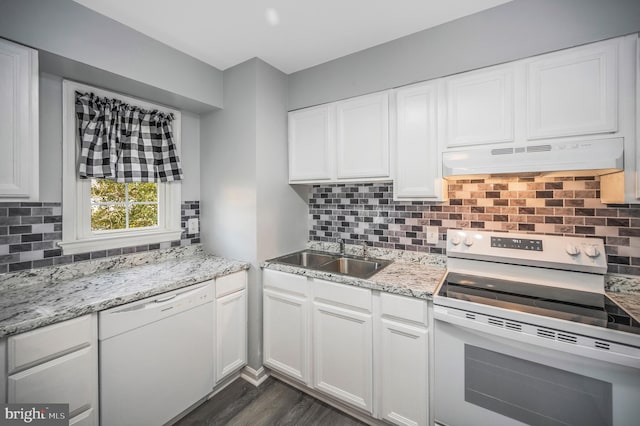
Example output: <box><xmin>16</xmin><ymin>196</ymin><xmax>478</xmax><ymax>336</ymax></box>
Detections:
<box><xmin>73</xmin><ymin>0</ymin><xmax>512</xmax><ymax>74</ymax></box>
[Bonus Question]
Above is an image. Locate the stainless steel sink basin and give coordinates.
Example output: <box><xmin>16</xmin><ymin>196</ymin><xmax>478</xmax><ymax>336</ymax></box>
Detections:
<box><xmin>318</xmin><ymin>257</ymin><xmax>392</xmax><ymax>279</ymax></box>
<box><xmin>268</xmin><ymin>250</ymin><xmax>392</xmax><ymax>279</ymax></box>
<box><xmin>273</xmin><ymin>251</ymin><xmax>338</xmax><ymax>268</ymax></box>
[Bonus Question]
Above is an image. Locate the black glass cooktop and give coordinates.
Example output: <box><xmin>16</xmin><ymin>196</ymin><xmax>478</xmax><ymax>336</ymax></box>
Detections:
<box><xmin>438</xmin><ymin>272</ymin><xmax>640</xmax><ymax>335</ymax></box>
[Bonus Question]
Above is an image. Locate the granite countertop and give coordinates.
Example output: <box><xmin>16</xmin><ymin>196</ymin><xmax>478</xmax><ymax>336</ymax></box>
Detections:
<box><xmin>608</xmin><ymin>292</ymin><xmax>640</xmax><ymax>323</ymax></box>
<box><xmin>0</xmin><ymin>246</ymin><xmax>249</xmax><ymax>338</ymax></box>
<box><xmin>266</xmin><ymin>243</ymin><xmax>640</xmax><ymax>323</ymax></box>
<box><xmin>264</xmin><ymin>259</ymin><xmax>445</xmax><ymax>300</ymax></box>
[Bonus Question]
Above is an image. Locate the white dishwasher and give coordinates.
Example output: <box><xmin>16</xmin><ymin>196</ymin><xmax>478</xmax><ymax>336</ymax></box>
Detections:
<box><xmin>99</xmin><ymin>283</ymin><xmax>214</xmax><ymax>426</ymax></box>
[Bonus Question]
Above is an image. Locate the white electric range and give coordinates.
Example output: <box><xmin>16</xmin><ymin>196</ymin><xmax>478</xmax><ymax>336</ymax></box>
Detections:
<box><xmin>433</xmin><ymin>230</ymin><xmax>640</xmax><ymax>426</ymax></box>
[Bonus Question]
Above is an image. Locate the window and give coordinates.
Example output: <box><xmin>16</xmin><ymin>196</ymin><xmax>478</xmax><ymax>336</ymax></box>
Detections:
<box><xmin>90</xmin><ymin>180</ymin><xmax>159</xmax><ymax>231</ymax></box>
<box><xmin>60</xmin><ymin>80</ymin><xmax>182</xmax><ymax>255</ymax></box>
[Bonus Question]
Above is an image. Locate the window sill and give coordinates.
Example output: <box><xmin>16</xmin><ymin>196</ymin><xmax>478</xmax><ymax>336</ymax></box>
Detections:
<box><xmin>58</xmin><ymin>229</ymin><xmax>183</xmax><ymax>255</ymax></box>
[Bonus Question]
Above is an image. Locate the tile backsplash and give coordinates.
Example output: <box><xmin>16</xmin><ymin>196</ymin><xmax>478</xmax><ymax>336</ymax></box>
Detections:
<box><xmin>0</xmin><ymin>201</ymin><xmax>200</xmax><ymax>273</ymax></box>
<box><xmin>309</xmin><ymin>177</ymin><xmax>640</xmax><ymax>276</ymax></box>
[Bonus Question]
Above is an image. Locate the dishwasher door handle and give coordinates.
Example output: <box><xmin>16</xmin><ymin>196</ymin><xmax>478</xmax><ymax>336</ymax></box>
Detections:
<box><xmin>154</xmin><ymin>294</ymin><xmax>177</xmax><ymax>303</ymax></box>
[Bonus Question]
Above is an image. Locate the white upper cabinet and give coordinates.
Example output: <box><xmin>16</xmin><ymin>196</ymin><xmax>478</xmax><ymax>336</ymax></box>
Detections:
<box><xmin>526</xmin><ymin>39</ymin><xmax>618</xmax><ymax>140</ymax></box>
<box><xmin>288</xmin><ymin>91</ymin><xmax>390</xmax><ymax>183</ymax></box>
<box><xmin>0</xmin><ymin>38</ymin><xmax>38</xmax><ymax>200</ymax></box>
<box><xmin>394</xmin><ymin>82</ymin><xmax>443</xmax><ymax>200</ymax></box>
<box><xmin>442</xmin><ymin>64</ymin><xmax>515</xmax><ymax>148</ymax></box>
<box><xmin>336</xmin><ymin>91</ymin><xmax>390</xmax><ymax>179</ymax></box>
<box><xmin>288</xmin><ymin>104</ymin><xmax>334</xmax><ymax>182</ymax></box>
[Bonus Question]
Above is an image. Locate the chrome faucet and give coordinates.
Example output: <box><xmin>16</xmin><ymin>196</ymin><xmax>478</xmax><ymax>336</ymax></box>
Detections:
<box><xmin>361</xmin><ymin>242</ymin><xmax>368</xmax><ymax>259</ymax></box>
<box><xmin>339</xmin><ymin>238</ymin><xmax>345</xmax><ymax>255</ymax></box>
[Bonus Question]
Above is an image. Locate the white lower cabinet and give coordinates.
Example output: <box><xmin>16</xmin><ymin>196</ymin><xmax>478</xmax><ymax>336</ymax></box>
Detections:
<box><xmin>214</xmin><ymin>271</ymin><xmax>248</xmax><ymax>383</ymax></box>
<box><xmin>377</xmin><ymin>293</ymin><xmax>429</xmax><ymax>426</ymax></box>
<box><xmin>313</xmin><ymin>281</ymin><xmax>373</xmax><ymax>413</ymax></box>
<box><xmin>4</xmin><ymin>314</ymin><xmax>98</xmax><ymax>425</ymax></box>
<box><xmin>263</xmin><ymin>269</ymin><xmax>311</xmax><ymax>384</ymax></box>
<box><xmin>263</xmin><ymin>269</ymin><xmax>429</xmax><ymax>424</ymax></box>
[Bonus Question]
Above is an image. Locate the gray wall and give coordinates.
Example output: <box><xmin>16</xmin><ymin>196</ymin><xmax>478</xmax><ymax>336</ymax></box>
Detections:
<box><xmin>288</xmin><ymin>0</ymin><xmax>640</xmax><ymax>109</ymax></box>
<box><xmin>200</xmin><ymin>58</ymin><xmax>307</xmax><ymax>370</ymax></box>
<box><xmin>255</xmin><ymin>60</ymin><xmax>309</xmax><ymax>263</ymax></box>
<box><xmin>200</xmin><ymin>59</ymin><xmax>260</xmax><ymax>367</ymax></box>
<box><xmin>0</xmin><ymin>0</ymin><xmax>223</xmax><ymax>110</ymax></box>
<box><xmin>38</xmin><ymin>72</ymin><xmax>201</xmax><ymax>202</ymax></box>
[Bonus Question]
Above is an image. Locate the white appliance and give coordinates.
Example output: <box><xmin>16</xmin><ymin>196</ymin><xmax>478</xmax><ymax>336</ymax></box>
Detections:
<box><xmin>434</xmin><ymin>230</ymin><xmax>640</xmax><ymax>426</ymax></box>
<box><xmin>442</xmin><ymin>137</ymin><xmax>624</xmax><ymax>177</ymax></box>
<box><xmin>99</xmin><ymin>283</ymin><xmax>214</xmax><ymax>426</ymax></box>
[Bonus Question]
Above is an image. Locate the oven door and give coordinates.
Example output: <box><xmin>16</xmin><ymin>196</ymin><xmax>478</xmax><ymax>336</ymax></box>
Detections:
<box><xmin>434</xmin><ymin>308</ymin><xmax>640</xmax><ymax>426</ymax></box>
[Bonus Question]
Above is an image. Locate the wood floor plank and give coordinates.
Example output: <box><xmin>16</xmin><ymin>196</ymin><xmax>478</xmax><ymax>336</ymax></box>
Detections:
<box><xmin>225</xmin><ymin>380</ymin><xmax>304</xmax><ymax>426</ymax></box>
<box><xmin>176</xmin><ymin>377</ymin><xmax>367</xmax><ymax>426</ymax></box>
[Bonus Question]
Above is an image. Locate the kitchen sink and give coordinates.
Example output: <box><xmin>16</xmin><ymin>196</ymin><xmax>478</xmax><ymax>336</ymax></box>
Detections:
<box><xmin>273</xmin><ymin>251</ymin><xmax>339</xmax><ymax>268</ymax></box>
<box><xmin>317</xmin><ymin>257</ymin><xmax>392</xmax><ymax>279</ymax></box>
<box><xmin>268</xmin><ymin>250</ymin><xmax>392</xmax><ymax>279</ymax></box>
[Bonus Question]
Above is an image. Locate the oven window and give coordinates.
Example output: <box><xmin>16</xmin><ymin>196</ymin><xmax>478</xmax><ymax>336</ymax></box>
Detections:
<box><xmin>464</xmin><ymin>345</ymin><xmax>612</xmax><ymax>426</ymax></box>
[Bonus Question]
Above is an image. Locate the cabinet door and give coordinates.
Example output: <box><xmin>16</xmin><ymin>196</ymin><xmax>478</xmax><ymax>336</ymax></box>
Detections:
<box><xmin>215</xmin><ymin>289</ymin><xmax>247</xmax><ymax>381</ymax></box>
<box><xmin>444</xmin><ymin>65</ymin><xmax>514</xmax><ymax>147</ymax></box>
<box><xmin>394</xmin><ymin>82</ymin><xmax>441</xmax><ymax>199</ymax></box>
<box><xmin>336</xmin><ymin>92</ymin><xmax>390</xmax><ymax>179</ymax></box>
<box><xmin>263</xmin><ymin>288</ymin><xmax>310</xmax><ymax>384</ymax></box>
<box><xmin>526</xmin><ymin>39</ymin><xmax>618</xmax><ymax>140</ymax></box>
<box><xmin>8</xmin><ymin>347</ymin><xmax>96</xmax><ymax>417</ymax></box>
<box><xmin>0</xmin><ymin>38</ymin><xmax>38</xmax><ymax>200</ymax></box>
<box><xmin>313</xmin><ymin>301</ymin><xmax>373</xmax><ymax>413</ymax></box>
<box><xmin>379</xmin><ymin>319</ymin><xmax>428</xmax><ymax>426</ymax></box>
<box><xmin>288</xmin><ymin>104</ymin><xmax>334</xmax><ymax>182</ymax></box>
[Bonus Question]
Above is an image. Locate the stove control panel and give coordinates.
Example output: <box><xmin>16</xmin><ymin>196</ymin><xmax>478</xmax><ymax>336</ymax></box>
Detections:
<box><xmin>491</xmin><ymin>236</ymin><xmax>543</xmax><ymax>251</ymax></box>
<box><xmin>446</xmin><ymin>230</ymin><xmax>607</xmax><ymax>274</ymax></box>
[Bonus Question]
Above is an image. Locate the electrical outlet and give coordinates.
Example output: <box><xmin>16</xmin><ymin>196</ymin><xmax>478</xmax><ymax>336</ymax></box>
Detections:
<box><xmin>426</xmin><ymin>226</ymin><xmax>439</xmax><ymax>245</ymax></box>
<box><xmin>187</xmin><ymin>218</ymin><xmax>199</xmax><ymax>234</ymax></box>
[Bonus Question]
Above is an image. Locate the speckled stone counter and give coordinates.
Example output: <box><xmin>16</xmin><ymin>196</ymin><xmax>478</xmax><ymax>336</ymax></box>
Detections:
<box><xmin>267</xmin><ymin>243</ymin><xmax>640</xmax><ymax>321</ymax></box>
<box><xmin>263</xmin><ymin>259</ymin><xmax>445</xmax><ymax>300</ymax></box>
<box><xmin>605</xmin><ymin>274</ymin><xmax>640</xmax><ymax>322</ymax></box>
<box><xmin>0</xmin><ymin>246</ymin><xmax>250</xmax><ymax>338</ymax></box>
<box><xmin>264</xmin><ymin>243</ymin><xmax>446</xmax><ymax>299</ymax></box>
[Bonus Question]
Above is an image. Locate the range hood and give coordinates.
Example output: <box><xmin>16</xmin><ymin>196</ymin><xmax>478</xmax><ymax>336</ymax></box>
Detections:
<box><xmin>442</xmin><ymin>138</ymin><xmax>624</xmax><ymax>178</ymax></box>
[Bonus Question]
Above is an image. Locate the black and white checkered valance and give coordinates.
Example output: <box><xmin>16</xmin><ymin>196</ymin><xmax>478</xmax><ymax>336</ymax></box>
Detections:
<box><xmin>75</xmin><ymin>92</ymin><xmax>184</xmax><ymax>182</ymax></box>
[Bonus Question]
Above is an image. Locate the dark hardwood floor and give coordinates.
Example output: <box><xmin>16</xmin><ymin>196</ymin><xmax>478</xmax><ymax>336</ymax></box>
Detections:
<box><xmin>176</xmin><ymin>377</ymin><xmax>368</xmax><ymax>426</ymax></box>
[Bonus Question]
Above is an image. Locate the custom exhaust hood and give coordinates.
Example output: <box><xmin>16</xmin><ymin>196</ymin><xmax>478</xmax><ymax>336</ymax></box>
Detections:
<box><xmin>442</xmin><ymin>138</ymin><xmax>624</xmax><ymax>179</ymax></box>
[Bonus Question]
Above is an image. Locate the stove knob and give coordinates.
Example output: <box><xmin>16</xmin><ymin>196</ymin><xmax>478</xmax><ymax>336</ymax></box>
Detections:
<box><xmin>450</xmin><ymin>236</ymin><xmax>461</xmax><ymax>246</ymax></box>
<box><xmin>565</xmin><ymin>244</ymin><xmax>580</xmax><ymax>256</ymax></box>
<box><xmin>464</xmin><ymin>237</ymin><xmax>474</xmax><ymax>247</ymax></box>
<box><xmin>584</xmin><ymin>245</ymin><xmax>600</xmax><ymax>258</ymax></box>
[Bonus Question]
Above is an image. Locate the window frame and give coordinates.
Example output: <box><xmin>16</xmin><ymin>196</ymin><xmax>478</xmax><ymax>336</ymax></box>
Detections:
<box><xmin>60</xmin><ymin>80</ymin><xmax>182</xmax><ymax>255</ymax></box>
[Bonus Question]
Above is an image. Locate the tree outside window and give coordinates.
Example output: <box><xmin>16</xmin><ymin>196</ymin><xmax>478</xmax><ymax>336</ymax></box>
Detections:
<box><xmin>90</xmin><ymin>179</ymin><xmax>159</xmax><ymax>231</ymax></box>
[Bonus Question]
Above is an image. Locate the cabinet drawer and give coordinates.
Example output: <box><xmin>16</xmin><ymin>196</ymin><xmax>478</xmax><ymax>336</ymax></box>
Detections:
<box><xmin>314</xmin><ymin>279</ymin><xmax>371</xmax><ymax>312</ymax></box>
<box><xmin>8</xmin><ymin>346</ymin><xmax>95</xmax><ymax>416</ymax></box>
<box><xmin>216</xmin><ymin>271</ymin><xmax>247</xmax><ymax>298</ymax></box>
<box><xmin>263</xmin><ymin>269</ymin><xmax>308</xmax><ymax>296</ymax></box>
<box><xmin>380</xmin><ymin>292</ymin><xmax>427</xmax><ymax>325</ymax></box>
<box><xmin>8</xmin><ymin>315</ymin><xmax>94</xmax><ymax>374</ymax></box>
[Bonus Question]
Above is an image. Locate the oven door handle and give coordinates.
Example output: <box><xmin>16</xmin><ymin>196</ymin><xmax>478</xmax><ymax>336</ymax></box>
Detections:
<box><xmin>434</xmin><ymin>305</ymin><xmax>640</xmax><ymax>369</ymax></box>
